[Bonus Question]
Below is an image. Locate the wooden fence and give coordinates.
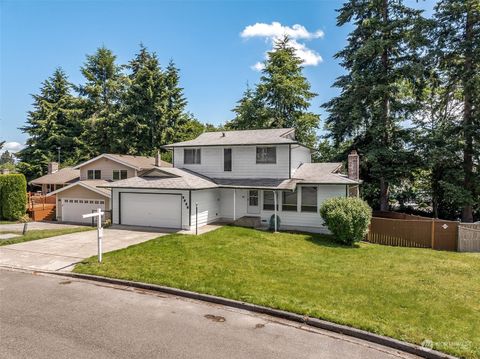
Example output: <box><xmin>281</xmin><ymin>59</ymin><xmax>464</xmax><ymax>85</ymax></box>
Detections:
<box><xmin>367</xmin><ymin>214</ymin><xmax>458</xmax><ymax>251</ymax></box>
<box><xmin>458</xmin><ymin>223</ymin><xmax>480</xmax><ymax>252</ymax></box>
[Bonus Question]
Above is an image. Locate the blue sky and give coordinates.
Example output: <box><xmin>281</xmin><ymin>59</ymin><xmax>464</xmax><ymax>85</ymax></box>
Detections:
<box><xmin>0</xmin><ymin>0</ymin><xmax>436</xmax><ymax>152</ymax></box>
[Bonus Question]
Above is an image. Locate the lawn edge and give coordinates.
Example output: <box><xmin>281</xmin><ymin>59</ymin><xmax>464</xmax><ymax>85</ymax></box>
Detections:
<box><xmin>5</xmin><ymin>266</ymin><xmax>457</xmax><ymax>359</ymax></box>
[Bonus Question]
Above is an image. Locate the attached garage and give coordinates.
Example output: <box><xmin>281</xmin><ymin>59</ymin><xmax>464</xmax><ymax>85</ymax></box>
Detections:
<box><xmin>61</xmin><ymin>198</ymin><xmax>106</xmax><ymax>224</ymax></box>
<box><xmin>119</xmin><ymin>192</ymin><xmax>182</xmax><ymax>229</ymax></box>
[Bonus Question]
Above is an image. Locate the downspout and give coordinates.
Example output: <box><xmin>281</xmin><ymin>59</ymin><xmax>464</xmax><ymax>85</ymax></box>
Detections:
<box><xmin>233</xmin><ymin>188</ymin><xmax>236</xmax><ymax>221</ymax></box>
<box><xmin>273</xmin><ymin>190</ymin><xmax>277</xmax><ymax>232</ymax></box>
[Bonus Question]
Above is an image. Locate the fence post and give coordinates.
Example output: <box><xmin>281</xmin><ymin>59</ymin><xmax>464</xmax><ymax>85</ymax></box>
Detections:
<box><xmin>430</xmin><ymin>218</ymin><xmax>435</xmax><ymax>249</ymax></box>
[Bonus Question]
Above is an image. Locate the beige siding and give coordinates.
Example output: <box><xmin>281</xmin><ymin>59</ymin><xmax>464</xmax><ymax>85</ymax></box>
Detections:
<box><xmin>80</xmin><ymin>157</ymin><xmax>136</xmax><ymax>181</ymax></box>
<box><xmin>56</xmin><ymin>185</ymin><xmax>110</xmax><ymax>220</ymax></box>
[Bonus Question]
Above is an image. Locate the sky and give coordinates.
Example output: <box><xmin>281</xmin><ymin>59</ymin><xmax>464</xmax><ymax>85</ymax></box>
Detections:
<box><xmin>0</xmin><ymin>0</ymin><xmax>436</xmax><ymax>153</ymax></box>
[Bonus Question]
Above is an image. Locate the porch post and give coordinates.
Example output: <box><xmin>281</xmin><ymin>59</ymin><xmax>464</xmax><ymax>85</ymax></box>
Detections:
<box><xmin>233</xmin><ymin>188</ymin><xmax>236</xmax><ymax>221</ymax></box>
<box><xmin>273</xmin><ymin>190</ymin><xmax>277</xmax><ymax>232</ymax></box>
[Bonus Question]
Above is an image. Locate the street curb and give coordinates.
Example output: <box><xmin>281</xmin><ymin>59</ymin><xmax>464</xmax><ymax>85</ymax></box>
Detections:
<box><xmin>2</xmin><ymin>266</ymin><xmax>457</xmax><ymax>359</ymax></box>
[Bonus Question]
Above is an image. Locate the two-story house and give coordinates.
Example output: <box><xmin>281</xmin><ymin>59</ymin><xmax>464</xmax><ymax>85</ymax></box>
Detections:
<box><xmin>103</xmin><ymin>128</ymin><xmax>360</xmax><ymax>233</ymax></box>
<box><xmin>45</xmin><ymin>153</ymin><xmax>171</xmax><ymax>223</ymax></box>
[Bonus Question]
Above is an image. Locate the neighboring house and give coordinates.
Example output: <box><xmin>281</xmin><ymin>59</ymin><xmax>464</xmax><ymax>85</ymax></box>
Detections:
<box><xmin>102</xmin><ymin>128</ymin><xmax>361</xmax><ymax>233</ymax></box>
<box><xmin>43</xmin><ymin>153</ymin><xmax>171</xmax><ymax>224</ymax></box>
<box><xmin>29</xmin><ymin>162</ymin><xmax>80</xmax><ymax>194</ymax></box>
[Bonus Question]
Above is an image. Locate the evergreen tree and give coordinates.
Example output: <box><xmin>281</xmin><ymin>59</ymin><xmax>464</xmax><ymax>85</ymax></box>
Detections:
<box><xmin>323</xmin><ymin>0</ymin><xmax>428</xmax><ymax>211</ymax></box>
<box><xmin>433</xmin><ymin>0</ymin><xmax>479</xmax><ymax>222</ymax></box>
<box><xmin>78</xmin><ymin>46</ymin><xmax>125</xmax><ymax>155</ymax></box>
<box><xmin>0</xmin><ymin>150</ymin><xmax>15</xmax><ymax>166</ymax></box>
<box><xmin>17</xmin><ymin>68</ymin><xmax>83</xmax><ymax>181</ymax></box>
<box><xmin>163</xmin><ymin>60</ymin><xmax>189</xmax><ymax>145</ymax></box>
<box><xmin>120</xmin><ymin>45</ymin><xmax>166</xmax><ymax>155</ymax></box>
<box><xmin>228</xmin><ymin>36</ymin><xmax>320</xmax><ymax>147</ymax></box>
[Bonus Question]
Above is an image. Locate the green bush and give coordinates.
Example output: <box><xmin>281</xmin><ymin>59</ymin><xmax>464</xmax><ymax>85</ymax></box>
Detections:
<box><xmin>0</xmin><ymin>174</ymin><xmax>27</xmax><ymax>220</ymax></box>
<box><xmin>319</xmin><ymin>197</ymin><xmax>372</xmax><ymax>245</ymax></box>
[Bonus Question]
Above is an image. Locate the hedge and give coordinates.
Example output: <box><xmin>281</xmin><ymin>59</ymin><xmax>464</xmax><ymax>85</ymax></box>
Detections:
<box><xmin>319</xmin><ymin>197</ymin><xmax>372</xmax><ymax>245</ymax></box>
<box><xmin>0</xmin><ymin>174</ymin><xmax>27</xmax><ymax>220</ymax></box>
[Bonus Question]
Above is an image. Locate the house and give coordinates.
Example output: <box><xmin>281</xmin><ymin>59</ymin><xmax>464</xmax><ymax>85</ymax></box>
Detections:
<box><xmin>102</xmin><ymin>128</ymin><xmax>361</xmax><ymax>233</ymax></box>
<box><xmin>44</xmin><ymin>153</ymin><xmax>171</xmax><ymax>223</ymax></box>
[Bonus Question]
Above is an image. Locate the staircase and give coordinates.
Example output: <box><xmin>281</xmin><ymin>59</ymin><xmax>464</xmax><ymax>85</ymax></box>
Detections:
<box><xmin>233</xmin><ymin>216</ymin><xmax>262</xmax><ymax>229</ymax></box>
<box><xmin>28</xmin><ymin>205</ymin><xmax>56</xmax><ymax>221</ymax></box>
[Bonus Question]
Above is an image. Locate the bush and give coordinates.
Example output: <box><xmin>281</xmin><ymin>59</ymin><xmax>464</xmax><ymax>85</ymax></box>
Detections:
<box><xmin>0</xmin><ymin>174</ymin><xmax>27</xmax><ymax>220</ymax></box>
<box><xmin>319</xmin><ymin>197</ymin><xmax>372</xmax><ymax>245</ymax></box>
<box><xmin>269</xmin><ymin>214</ymin><xmax>281</xmax><ymax>231</ymax></box>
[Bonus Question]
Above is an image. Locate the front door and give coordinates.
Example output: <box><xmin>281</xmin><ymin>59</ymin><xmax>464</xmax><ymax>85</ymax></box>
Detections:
<box><xmin>247</xmin><ymin>190</ymin><xmax>260</xmax><ymax>214</ymax></box>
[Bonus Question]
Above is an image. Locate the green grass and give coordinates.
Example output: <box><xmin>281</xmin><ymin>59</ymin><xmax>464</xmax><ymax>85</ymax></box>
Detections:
<box><xmin>74</xmin><ymin>226</ymin><xmax>480</xmax><ymax>358</ymax></box>
<box><xmin>0</xmin><ymin>226</ymin><xmax>94</xmax><ymax>246</ymax></box>
<box><xmin>0</xmin><ymin>220</ymin><xmax>18</xmax><ymax>224</ymax></box>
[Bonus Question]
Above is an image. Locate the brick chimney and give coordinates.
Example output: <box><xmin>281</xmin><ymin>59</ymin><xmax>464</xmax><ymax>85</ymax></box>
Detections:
<box><xmin>155</xmin><ymin>151</ymin><xmax>161</xmax><ymax>167</ymax></box>
<box><xmin>47</xmin><ymin>162</ymin><xmax>59</xmax><ymax>174</ymax></box>
<box><xmin>348</xmin><ymin>150</ymin><xmax>359</xmax><ymax>180</ymax></box>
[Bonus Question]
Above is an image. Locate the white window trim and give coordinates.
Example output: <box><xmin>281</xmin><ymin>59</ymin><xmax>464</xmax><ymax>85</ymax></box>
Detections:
<box><xmin>256</xmin><ymin>146</ymin><xmax>277</xmax><ymax>164</ymax></box>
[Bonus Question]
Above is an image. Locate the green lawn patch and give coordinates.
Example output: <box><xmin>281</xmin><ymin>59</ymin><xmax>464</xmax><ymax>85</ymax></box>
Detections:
<box><xmin>74</xmin><ymin>226</ymin><xmax>480</xmax><ymax>358</ymax></box>
<box><xmin>0</xmin><ymin>226</ymin><xmax>93</xmax><ymax>246</ymax></box>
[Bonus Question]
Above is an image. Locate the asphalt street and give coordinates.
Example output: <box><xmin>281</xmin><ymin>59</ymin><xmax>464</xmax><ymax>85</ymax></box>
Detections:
<box><xmin>0</xmin><ymin>269</ymin><xmax>418</xmax><ymax>359</ymax></box>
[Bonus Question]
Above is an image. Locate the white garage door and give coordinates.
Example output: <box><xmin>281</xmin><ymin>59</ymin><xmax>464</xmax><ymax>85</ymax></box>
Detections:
<box><xmin>62</xmin><ymin>198</ymin><xmax>106</xmax><ymax>224</ymax></box>
<box><xmin>120</xmin><ymin>193</ymin><xmax>182</xmax><ymax>229</ymax></box>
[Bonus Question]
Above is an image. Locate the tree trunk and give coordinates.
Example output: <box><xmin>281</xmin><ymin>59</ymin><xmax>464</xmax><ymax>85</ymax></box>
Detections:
<box><xmin>461</xmin><ymin>9</ymin><xmax>474</xmax><ymax>223</ymax></box>
<box><xmin>380</xmin><ymin>177</ymin><xmax>389</xmax><ymax>211</ymax></box>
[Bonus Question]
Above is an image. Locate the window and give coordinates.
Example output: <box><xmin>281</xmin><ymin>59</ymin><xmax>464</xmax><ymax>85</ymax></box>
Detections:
<box><xmin>301</xmin><ymin>187</ymin><xmax>317</xmax><ymax>212</ymax></box>
<box><xmin>224</xmin><ymin>148</ymin><xmax>232</xmax><ymax>171</ymax></box>
<box><xmin>113</xmin><ymin>170</ymin><xmax>128</xmax><ymax>180</ymax></box>
<box><xmin>282</xmin><ymin>191</ymin><xmax>298</xmax><ymax>211</ymax></box>
<box><xmin>87</xmin><ymin>170</ymin><xmax>101</xmax><ymax>179</ymax></box>
<box><xmin>248</xmin><ymin>190</ymin><xmax>258</xmax><ymax>206</ymax></box>
<box><xmin>184</xmin><ymin>148</ymin><xmax>201</xmax><ymax>164</ymax></box>
<box><xmin>263</xmin><ymin>191</ymin><xmax>278</xmax><ymax>210</ymax></box>
<box><xmin>256</xmin><ymin>147</ymin><xmax>276</xmax><ymax>164</ymax></box>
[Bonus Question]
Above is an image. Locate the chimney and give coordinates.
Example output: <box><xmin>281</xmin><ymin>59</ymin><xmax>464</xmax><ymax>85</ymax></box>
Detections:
<box><xmin>155</xmin><ymin>151</ymin><xmax>161</xmax><ymax>167</ymax></box>
<box><xmin>48</xmin><ymin>162</ymin><xmax>59</xmax><ymax>174</ymax></box>
<box><xmin>348</xmin><ymin>150</ymin><xmax>359</xmax><ymax>181</ymax></box>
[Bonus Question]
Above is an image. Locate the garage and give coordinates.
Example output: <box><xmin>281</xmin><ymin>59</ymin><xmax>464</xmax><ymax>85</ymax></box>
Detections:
<box><xmin>62</xmin><ymin>198</ymin><xmax>106</xmax><ymax>224</ymax></box>
<box><xmin>119</xmin><ymin>192</ymin><xmax>182</xmax><ymax>229</ymax></box>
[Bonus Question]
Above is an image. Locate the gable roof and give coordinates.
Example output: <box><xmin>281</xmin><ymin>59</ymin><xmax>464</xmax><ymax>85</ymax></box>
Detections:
<box><xmin>30</xmin><ymin>167</ymin><xmax>80</xmax><ymax>185</ymax></box>
<box><xmin>73</xmin><ymin>153</ymin><xmax>171</xmax><ymax>170</ymax></box>
<box><xmin>162</xmin><ymin>128</ymin><xmax>298</xmax><ymax>148</ymax></box>
<box><xmin>46</xmin><ymin>180</ymin><xmax>111</xmax><ymax>197</ymax></box>
<box><xmin>293</xmin><ymin>163</ymin><xmax>359</xmax><ymax>184</ymax></box>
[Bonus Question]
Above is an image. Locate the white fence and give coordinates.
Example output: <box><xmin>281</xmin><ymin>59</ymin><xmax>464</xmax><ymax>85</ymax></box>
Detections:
<box><xmin>458</xmin><ymin>223</ymin><xmax>480</xmax><ymax>252</ymax></box>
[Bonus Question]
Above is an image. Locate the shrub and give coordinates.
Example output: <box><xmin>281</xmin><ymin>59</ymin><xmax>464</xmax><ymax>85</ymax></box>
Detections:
<box><xmin>0</xmin><ymin>174</ymin><xmax>27</xmax><ymax>220</ymax></box>
<box><xmin>319</xmin><ymin>197</ymin><xmax>372</xmax><ymax>245</ymax></box>
<box><xmin>269</xmin><ymin>214</ymin><xmax>281</xmax><ymax>231</ymax></box>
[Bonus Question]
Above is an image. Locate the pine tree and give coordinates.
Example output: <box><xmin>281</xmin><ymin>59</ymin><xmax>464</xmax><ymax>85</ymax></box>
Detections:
<box><xmin>228</xmin><ymin>36</ymin><xmax>320</xmax><ymax>148</ymax></box>
<box><xmin>120</xmin><ymin>45</ymin><xmax>166</xmax><ymax>155</ymax></box>
<box><xmin>17</xmin><ymin>68</ymin><xmax>84</xmax><ymax>181</ymax></box>
<box><xmin>323</xmin><ymin>0</ymin><xmax>428</xmax><ymax>211</ymax></box>
<box><xmin>78</xmin><ymin>46</ymin><xmax>125</xmax><ymax>155</ymax></box>
<box><xmin>433</xmin><ymin>0</ymin><xmax>480</xmax><ymax>222</ymax></box>
<box><xmin>163</xmin><ymin>60</ymin><xmax>189</xmax><ymax>145</ymax></box>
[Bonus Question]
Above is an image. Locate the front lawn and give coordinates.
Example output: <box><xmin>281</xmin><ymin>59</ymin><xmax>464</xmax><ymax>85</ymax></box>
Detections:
<box><xmin>0</xmin><ymin>227</ymin><xmax>94</xmax><ymax>246</ymax></box>
<box><xmin>74</xmin><ymin>226</ymin><xmax>480</xmax><ymax>358</ymax></box>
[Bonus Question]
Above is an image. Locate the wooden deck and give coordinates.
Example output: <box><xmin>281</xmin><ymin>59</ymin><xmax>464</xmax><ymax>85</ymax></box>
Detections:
<box><xmin>27</xmin><ymin>193</ymin><xmax>56</xmax><ymax>221</ymax></box>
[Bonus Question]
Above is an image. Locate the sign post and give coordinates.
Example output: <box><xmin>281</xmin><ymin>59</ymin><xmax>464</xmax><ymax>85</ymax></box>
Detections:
<box><xmin>82</xmin><ymin>208</ymin><xmax>104</xmax><ymax>263</ymax></box>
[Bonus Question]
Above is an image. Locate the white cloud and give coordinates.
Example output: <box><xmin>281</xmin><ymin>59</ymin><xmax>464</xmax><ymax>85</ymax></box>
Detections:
<box><xmin>241</xmin><ymin>22</ymin><xmax>324</xmax><ymax>70</ymax></box>
<box><xmin>1</xmin><ymin>141</ymin><xmax>24</xmax><ymax>153</ymax></box>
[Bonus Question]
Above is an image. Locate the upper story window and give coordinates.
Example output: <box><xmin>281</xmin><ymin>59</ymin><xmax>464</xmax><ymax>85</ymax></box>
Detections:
<box><xmin>301</xmin><ymin>186</ymin><xmax>317</xmax><ymax>212</ymax></box>
<box><xmin>224</xmin><ymin>148</ymin><xmax>232</xmax><ymax>171</ymax></box>
<box><xmin>87</xmin><ymin>170</ymin><xmax>101</xmax><ymax>180</ymax></box>
<box><xmin>113</xmin><ymin>170</ymin><xmax>128</xmax><ymax>181</ymax></box>
<box><xmin>282</xmin><ymin>190</ymin><xmax>297</xmax><ymax>211</ymax></box>
<box><xmin>256</xmin><ymin>147</ymin><xmax>276</xmax><ymax>164</ymax></box>
<box><xmin>184</xmin><ymin>148</ymin><xmax>201</xmax><ymax>164</ymax></box>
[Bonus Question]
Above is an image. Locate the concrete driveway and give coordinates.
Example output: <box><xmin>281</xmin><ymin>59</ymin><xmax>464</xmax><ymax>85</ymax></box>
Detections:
<box><xmin>0</xmin><ymin>228</ymin><xmax>161</xmax><ymax>271</ymax></box>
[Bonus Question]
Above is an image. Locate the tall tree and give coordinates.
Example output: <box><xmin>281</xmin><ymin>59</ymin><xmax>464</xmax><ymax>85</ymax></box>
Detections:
<box><xmin>120</xmin><ymin>45</ymin><xmax>166</xmax><ymax>155</ymax></box>
<box><xmin>78</xmin><ymin>46</ymin><xmax>125</xmax><ymax>155</ymax></box>
<box><xmin>323</xmin><ymin>0</ymin><xmax>428</xmax><ymax>211</ymax></box>
<box><xmin>163</xmin><ymin>60</ymin><xmax>189</xmax><ymax>145</ymax></box>
<box><xmin>17</xmin><ymin>68</ymin><xmax>83</xmax><ymax>181</ymax></box>
<box><xmin>433</xmin><ymin>0</ymin><xmax>479</xmax><ymax>222</ymax></box>
<box><xmin>227</xmin><ymin>36</ymin><xmax>320</xmax><ymax>148</ymax></box>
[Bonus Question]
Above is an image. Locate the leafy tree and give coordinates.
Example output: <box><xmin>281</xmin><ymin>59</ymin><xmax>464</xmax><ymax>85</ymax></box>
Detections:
<box><xmin>323</xmin><ymin>0</ymin><xmax>428</xmax><ymax>211</ymax></box>
<box><xmin>0</xmin><ymin>150</ymin><xmax>15</xmax><ymax>166</ymax></box>
<box><xmin>120</xmin><ymin>45</ymin><xmax>166</xmax><ymax>155</ymax></box>
<box><xmin>433</xmin><ymin>0</ymin><xmax>479</xmax><ymax>222</ymax></box>
<box><xmin>228</xmin><ymin>36</ymin><xmax>320</xmax><ymax>148</ymax></box>
<box><xmin>78</xmin><ymin>46</ymin><xmax>125</xmax><ymax>155</ymax></box>
<box><xmin>17</xmin><ymin>68</ymin><xmax>84</xmax><ymax>181</ymax></box>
